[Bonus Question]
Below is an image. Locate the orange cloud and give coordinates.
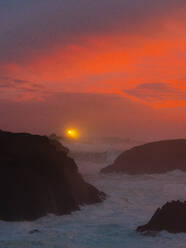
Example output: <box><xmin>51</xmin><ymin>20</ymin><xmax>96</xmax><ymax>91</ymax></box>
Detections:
<box><xmin>1</xmin><ymin>9</ymin><xmax>186</xmax><ymax>109</ymax></box>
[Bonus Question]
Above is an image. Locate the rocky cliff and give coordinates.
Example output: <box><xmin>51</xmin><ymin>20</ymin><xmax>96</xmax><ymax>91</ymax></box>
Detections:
<box><xmin>0</xmin><ymin>130</ymin><xmax>105</xmax><ymax>221</ymax></box>
<box><xmin>101</xmin><ymin>140</ymin><xmax>186</xmax><ymax>174</ymax></box>
<box><xmin>137</xmin><ymin>201</ymin><xmax>186</xmax><ymax>233</ymax></box>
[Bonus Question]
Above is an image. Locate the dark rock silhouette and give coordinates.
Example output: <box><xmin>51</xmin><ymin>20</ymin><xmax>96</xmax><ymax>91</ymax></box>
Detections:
<box><xmin>49</xmin><ymin>134</ymin><xmax>69</xmax><ymax>154</ymax></box>
<box><xmin>29</xmin><ymin>229</ymin><xmax>41</xmax><ymax>234</ymax></box>
<box><xmin>101</xmin><ymin>139</ymin><xmax>186</xmax><ymax>174</ymax></box>
<box><xmin>137</xmin><ymin>201</ymin><xmax>186</xmax><ymax>233</ymax></box>
<box><xmin>0</xmin><ymin>130</ymin><xmax>105</xmax><ymax>221</ymax></box>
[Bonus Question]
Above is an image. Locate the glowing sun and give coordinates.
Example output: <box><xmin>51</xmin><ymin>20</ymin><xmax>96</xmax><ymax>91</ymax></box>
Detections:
<box><xmin>66</xmin><ymin>128</ymin><xmax>80</xmax><ymax>139</ymax></box>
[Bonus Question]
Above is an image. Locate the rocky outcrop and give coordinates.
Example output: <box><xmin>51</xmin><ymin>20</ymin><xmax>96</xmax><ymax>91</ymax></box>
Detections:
<box><xmin>101</xmin><ymin>139</ymin><xmax>186</xmax><ymax>174</ymax></box>
<box><xmin>0</xmin><ymin>130</ymin><xmax>105</xmax><ymax>221</ymax></box>
<box><xmin>137</xmin><ymin>201</ymin><xmax>186</xmax><ymax>233</ymax></box>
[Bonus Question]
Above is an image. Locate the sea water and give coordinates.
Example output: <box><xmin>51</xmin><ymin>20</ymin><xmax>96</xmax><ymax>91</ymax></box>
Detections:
<box><xmin>1</xmin><ymin>142</ymin><xmax>186</xmax><ymax>248</ymax></box>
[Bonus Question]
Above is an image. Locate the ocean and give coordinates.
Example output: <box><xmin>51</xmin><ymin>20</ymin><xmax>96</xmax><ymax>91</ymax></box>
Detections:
<box><xmin>1</xmin><ymin>140</ymin><xmax>186</xmax><ymax>248</ymax></box>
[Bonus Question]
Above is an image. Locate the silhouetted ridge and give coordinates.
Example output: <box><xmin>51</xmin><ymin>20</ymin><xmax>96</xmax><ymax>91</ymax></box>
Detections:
<box><xmin>137</xmin><ymin>200</ymin><xmax>186</xmax><ymax>233</ymax></box>
<box><xmin>101</xmin><ymin>139</ymin><xmax>186</xmax><ymax>174</ymax></box>
<box><xmin>0</xmin><ymin>130</ymin><xmax>105</xmax><ymax>221</ymax></box>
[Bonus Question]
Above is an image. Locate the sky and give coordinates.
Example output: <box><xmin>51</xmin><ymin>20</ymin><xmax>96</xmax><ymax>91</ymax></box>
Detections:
<box><xmin>1</xmin><ymin>0</ymin><xmax>186</xmax><ymax>140</ymax></box>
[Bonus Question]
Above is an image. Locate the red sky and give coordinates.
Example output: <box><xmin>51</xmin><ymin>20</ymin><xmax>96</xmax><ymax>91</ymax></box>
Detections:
<box><xmin>1</xmin><ymin>0</ymin><xmax>186</xmax><ymax>140</ymax></box>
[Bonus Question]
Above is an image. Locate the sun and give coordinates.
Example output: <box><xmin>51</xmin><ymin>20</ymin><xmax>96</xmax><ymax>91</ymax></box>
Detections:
<box><xmin>66</xmin><ymin>128</ymin><xmax>80</xmax><ymax>139</ymax></box>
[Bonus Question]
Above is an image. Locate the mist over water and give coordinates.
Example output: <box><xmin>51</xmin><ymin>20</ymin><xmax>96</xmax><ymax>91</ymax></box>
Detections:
<box><xmin>1</xmin><ymin>139</ymin><xmax>186</xmax><ymax>248</ymax></box>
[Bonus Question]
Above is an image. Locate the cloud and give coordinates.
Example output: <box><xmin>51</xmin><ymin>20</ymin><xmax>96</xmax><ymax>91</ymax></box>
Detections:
<box><xmin>136</xmin><ymin>83</ymin><xmax>171</xmax><ymax>91</ymax></box>
<box><xmin>0</xmin><ymin>76</ymin><xmax>46</xmax><ymax>100</ymax></box>
<box><xmin>124</xmin><ymin>83</ymin><xmax>186</xmax><ymax>102</ymax></box>
<box><xmin>0</xmin><ymin>0</ymin><xmax>185</xmax><ymax>63</ymax></box>
<box><xmin>13</xmin><ymin>79</ymin><xmax>31</xmax><ymax>84</ymax></box>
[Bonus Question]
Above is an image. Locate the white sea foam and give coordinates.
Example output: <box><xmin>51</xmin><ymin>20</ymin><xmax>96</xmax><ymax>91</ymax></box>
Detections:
<box><xmin>1</xmin><ymin>142</ymin><xmax>186</xmax><ymax>248</ymax></box>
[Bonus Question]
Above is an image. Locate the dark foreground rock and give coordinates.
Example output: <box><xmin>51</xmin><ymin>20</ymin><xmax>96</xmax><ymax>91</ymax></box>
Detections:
<box><xmin>101</xmin><ymin>139</ymin><xmax>186</xmax><ymax>174</ymax></box>
<box><xmin>29</xmin><ymin>229</ymin><xmax>41</xmax><ymax>234</ymax></box>
<box><xmin>0</xmin><ymin>130</ymin><xmax>105</xmax><ymax>221</ymax></box>
<box><xmin>137</xmin><ymin>201</ymin><xmax>186</xmax><ymax>233</ymax></box>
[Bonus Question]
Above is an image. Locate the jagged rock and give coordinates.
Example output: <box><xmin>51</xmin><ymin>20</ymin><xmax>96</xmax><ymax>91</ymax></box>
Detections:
<box><xmin>0</xmin><ymin>130</ymin><xmax>105</xmax><ymax>221</ymax></box>
<box><xmin>101</xmin><ymin>140</ymin><xmax>186</xmax><ymax>174</ymax></box>
<box><xmin>29</xmin><ymin>229</ymin><xmax>40</xmax><ymax>234</ymax></box>
<box><xmin>137</xmin><ymin>201</ymin><xmax>186</xmax><ymax>233</ymax></box>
